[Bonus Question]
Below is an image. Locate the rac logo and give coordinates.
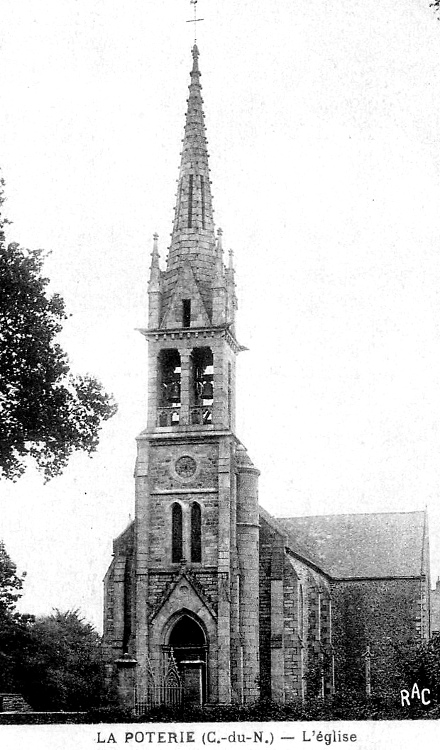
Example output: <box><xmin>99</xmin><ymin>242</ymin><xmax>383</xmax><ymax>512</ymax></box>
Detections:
<box><xmin>400</xmin><ymin>682</ymin><xmax>431</xmax><ymax>706</ymax></box>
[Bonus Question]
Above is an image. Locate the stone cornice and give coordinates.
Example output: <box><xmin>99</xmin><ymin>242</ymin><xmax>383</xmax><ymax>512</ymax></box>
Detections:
<box><xmin>136</xmin><ymin>324</ymin><xmax>247</xmax><ymax>355</ymax></box>
<box><xmin>151</xmin><ymin>487</ymin><xmax>217</xmax><ymax>496</ymax></box>
<box><xmin>136</xmin><ymin>429</ymin><xmax>234</xmax><ymax>443</ymax></box>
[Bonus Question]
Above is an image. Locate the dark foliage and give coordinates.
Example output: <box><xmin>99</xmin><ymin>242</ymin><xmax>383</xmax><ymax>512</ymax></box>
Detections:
<box><xmin>0</xmin><ymin>541</ymin><xmax>112</xmax><ymax>712</ymax></box>
<box><xmin>0</xmin><ymin>541</ymin><xmax>25</xmax><ymax>615</ymax></box>
<box><xmin>0</xmin><ymin>176</ymin><xmax>117</xmax><ymax>481</ymax></box>
<box><xmin>0</xmin><ymin>606</ymin><xmax>112</xmax><ymax>712</ymax></box>
<box><xmin>56</xmin><ymin>695</ymin><xmax>440</xmax><ymax>723</ymax></box>
<box><xmin>0</xmin><ymin>542</ymin><xmax>35</xmax><ymax>693</ymax></box>
<box><xmin>391</xmin><ymin>634</ymin><xmax>440</xmax><ymax>707</ymax></box>
<box><xmin>19</xmin><ymin>609</ymin><xmax>112</xmax><ymax>711</ymax></box>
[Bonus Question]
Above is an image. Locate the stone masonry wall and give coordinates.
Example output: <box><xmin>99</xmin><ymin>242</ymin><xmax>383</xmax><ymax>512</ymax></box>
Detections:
<box><xmin>282</xmin><ymin>559</ymin><xmax>302</xmax><ymax>702</ymax></box>
<box><xmin>284</xmin><ymin>557</ymin><xmax>331</xmax><ymax>702</ymax></box>
<box><xmin>149</xmin><ymin>442</ymin><xmax>218</xmax><ymax>491</ymax></box>
<box><xmin>236</xmin><ymin>462</ymin><xmax>260</xmax><ymax>703</ymax></box>
<box><xmin>305</xmin><ymin>569</ymin><xmax>332</xmax><ymax>699</ymax></box>
<box><xmin>431</xmin><ymin>580</ymin><xmax>440</xmax><ymax>635</ymax></box>
<box><xmin>148</xmin><ymin>494</ymin><xmax>219</xmax><ymax>568</ymax></box>
<box><xmin>103</xmin><ymin>524</ymin><xmax>135</xmax><ymax>659</ymax></box>
<box><xmin>147</xmin><ymin>441</ymin><xmax>219</xmax><ymax>568</ymax></box>
<box><xmin>147</xmin><ymin>570</ymin><xmax>219</xmax><ymax>620</ymax></box>
<box><xmin>331</xmin><ymin>578</ymin><xmax>422</xmax><ymax>697</ymax></box>
<box><xmin>259</xmin><ymin>515</ymin><xmax>332</xmax><ymax>703</ymax></box>
<box><xmin>259</xmin><ymin>517</ymin><xmax>273</xmax><ymax>700</ymax></box>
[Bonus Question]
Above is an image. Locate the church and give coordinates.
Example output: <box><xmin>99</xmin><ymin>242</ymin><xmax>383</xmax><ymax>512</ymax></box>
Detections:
<box><xmin>102</xmin><ymin>45</ymin><xmax>431</xmax><ymax>709</ymax></box>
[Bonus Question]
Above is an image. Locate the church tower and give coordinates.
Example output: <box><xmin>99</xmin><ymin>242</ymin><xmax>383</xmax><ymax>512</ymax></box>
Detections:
<box><xmin>104</xmin><ymin>45</ymin><xmax>260</xmax><ymax>707</ymax></box>
<box><xmin>103</xmin><ymin>43</ymin><xmax>431</xmax><ymax>711</ymax></box>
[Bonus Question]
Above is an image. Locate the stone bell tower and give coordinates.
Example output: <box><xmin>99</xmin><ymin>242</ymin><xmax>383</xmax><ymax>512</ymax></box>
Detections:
<box><xmin>104</xmin><ymin>45</ymin><xmax>260</xmax><ymax>707</ymax></box>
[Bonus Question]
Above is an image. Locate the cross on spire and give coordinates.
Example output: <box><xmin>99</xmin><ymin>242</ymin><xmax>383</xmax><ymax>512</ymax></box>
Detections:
<box><xmin>186</xmin><ymin>0</ymin><xmax>204</xmax><ymax>42</ymax></box>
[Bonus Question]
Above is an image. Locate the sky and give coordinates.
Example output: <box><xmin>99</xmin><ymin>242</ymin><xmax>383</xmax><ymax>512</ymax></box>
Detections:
<box><xmin>1</xmin><ymin>0</ymin><xmax>440</xmax><ymax>632</ymax></box>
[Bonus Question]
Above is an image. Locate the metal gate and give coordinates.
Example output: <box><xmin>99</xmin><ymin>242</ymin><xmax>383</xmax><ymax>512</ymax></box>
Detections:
<box><xmin>134</xmin><ymin>653</ymin><xmax>182</xmax><ymax>716</ymax></box>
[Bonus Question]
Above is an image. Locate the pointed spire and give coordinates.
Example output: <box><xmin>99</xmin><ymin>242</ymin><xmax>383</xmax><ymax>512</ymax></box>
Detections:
<box><xmin>161</xmin><ymin>45</ymin><xmax>217</xmax><ymax>320</ymax></box>
<box><xmin>168</xmin><ymin>44</ymin><xmax>215</xmax><ymax>253</ymax></box>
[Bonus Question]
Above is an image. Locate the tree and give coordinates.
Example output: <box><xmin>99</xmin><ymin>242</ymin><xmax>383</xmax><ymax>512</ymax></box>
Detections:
<box><xmin>0</xmin><ymin>543</ymin><xmax>111</xmax><ymax>711</ymax></box>
<box><xmin>0</xmin><ymin>540</ymin><xmax>34</xmax><ymax>693</ymax></box>
<box><xmin>0</xmin><ymin>540</ymin><xmax>25</xmax><ymax>616</ymax></box>
<box><xmin>19</xmin><ymin>609</ymin><xmax>110</xmax><ymax>711</ymax></box>
<box><xmin>0</xmin><ymin>176</ymin><xmax>117</xmax><ymax>480</ymax></box>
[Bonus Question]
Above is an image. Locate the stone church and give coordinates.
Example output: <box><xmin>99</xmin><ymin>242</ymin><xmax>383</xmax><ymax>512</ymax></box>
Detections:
<box><xmin>103</xmin><ymin>45</ymin><xmax>431</xmax><ymax>708</ymax></box>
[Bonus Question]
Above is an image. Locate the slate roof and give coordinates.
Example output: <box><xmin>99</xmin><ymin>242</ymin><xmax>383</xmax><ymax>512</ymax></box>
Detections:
<box><xmin>277</xmin><ymin>511</ymin><xmax>426</xmax><ymax>579</ymax></box>
<box><xmin>259</xmin><ymin>506</ymin><xmax>326</xmax><ymax>573</ymax></box>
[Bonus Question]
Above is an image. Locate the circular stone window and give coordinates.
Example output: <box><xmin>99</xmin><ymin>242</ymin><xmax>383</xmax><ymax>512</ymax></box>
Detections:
<box><xmin>175</xmin><ymin>455</ymin><xmax>197</xmax><ymax>479</ymax></box>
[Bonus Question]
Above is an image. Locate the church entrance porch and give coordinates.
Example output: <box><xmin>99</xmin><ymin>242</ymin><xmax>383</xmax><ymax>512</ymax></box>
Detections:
<box><xmin>165</xmin><ymin>613</ymin><xmax>208</xmax><ymax>706</ymax></box>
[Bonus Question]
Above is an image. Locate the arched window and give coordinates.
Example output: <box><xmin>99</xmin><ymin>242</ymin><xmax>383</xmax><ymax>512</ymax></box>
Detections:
<box><xmin>172</xmin><ymin>503</ymin><xmax>183</xmax><ymax>563</ymax></box>
<box><xmin>191</xmin><ymin>503</ymin><xmax>202</xmax><ymax>563</ymax></box>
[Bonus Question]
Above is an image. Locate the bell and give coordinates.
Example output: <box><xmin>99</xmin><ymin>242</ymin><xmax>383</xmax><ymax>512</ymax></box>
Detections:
<box><xmin>169</xmin><ymin>381</ymin><xmax>180</xmax><ymax>402</ymax></box>
<box><xmin>202</xmin><ymin>380</ymin><xmax>213</xmax><ymax>400</ymax></box>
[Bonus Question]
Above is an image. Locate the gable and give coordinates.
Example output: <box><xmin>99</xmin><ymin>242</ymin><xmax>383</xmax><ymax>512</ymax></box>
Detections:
<box><xmin>149</xmin><ymin>570</ymin><xmax>216</xmax><ymax>624</ymax></box>
<box><xmin>278</xmin><ymin>511</ymin><xmax>426</xmax><ymax>579</ymax></box>
<box><xmin>161</xmin><ymin>261</ymin><xmax>210</xmax><ymax>328</ymax></box>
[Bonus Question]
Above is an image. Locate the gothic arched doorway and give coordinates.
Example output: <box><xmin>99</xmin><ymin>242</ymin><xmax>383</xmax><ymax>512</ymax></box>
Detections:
<box><xmin>166</xmin><ymin>613</ymin><xmax>207</xmax><ymax>705</ymax></box>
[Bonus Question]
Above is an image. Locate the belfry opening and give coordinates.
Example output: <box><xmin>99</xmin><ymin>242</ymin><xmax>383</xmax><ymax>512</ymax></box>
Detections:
<box><xmin>158</xmin><ymin>349</ymin><xmax>181</xmax><ymax>426</ymax></box>
<box><xmin>191</xmin><ymin>347</ymin><xmax>213</xmax><ymax>425</ymax></box>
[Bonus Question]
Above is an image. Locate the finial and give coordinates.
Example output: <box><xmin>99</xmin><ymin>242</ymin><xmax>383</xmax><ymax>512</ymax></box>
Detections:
<box><xmin>217</xmin><ymin>227</ymin><xmax>223</xmax><ymax>250</ymax></box>
<box><xmin>187</xmin><ymin>1</ymin><xmax>204</xmax><ymax>44</ymax></box>
<box><xmin>228</xmin><ymin>248</ymin><xmax>234</xmax><ymax>270</ymax></box>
